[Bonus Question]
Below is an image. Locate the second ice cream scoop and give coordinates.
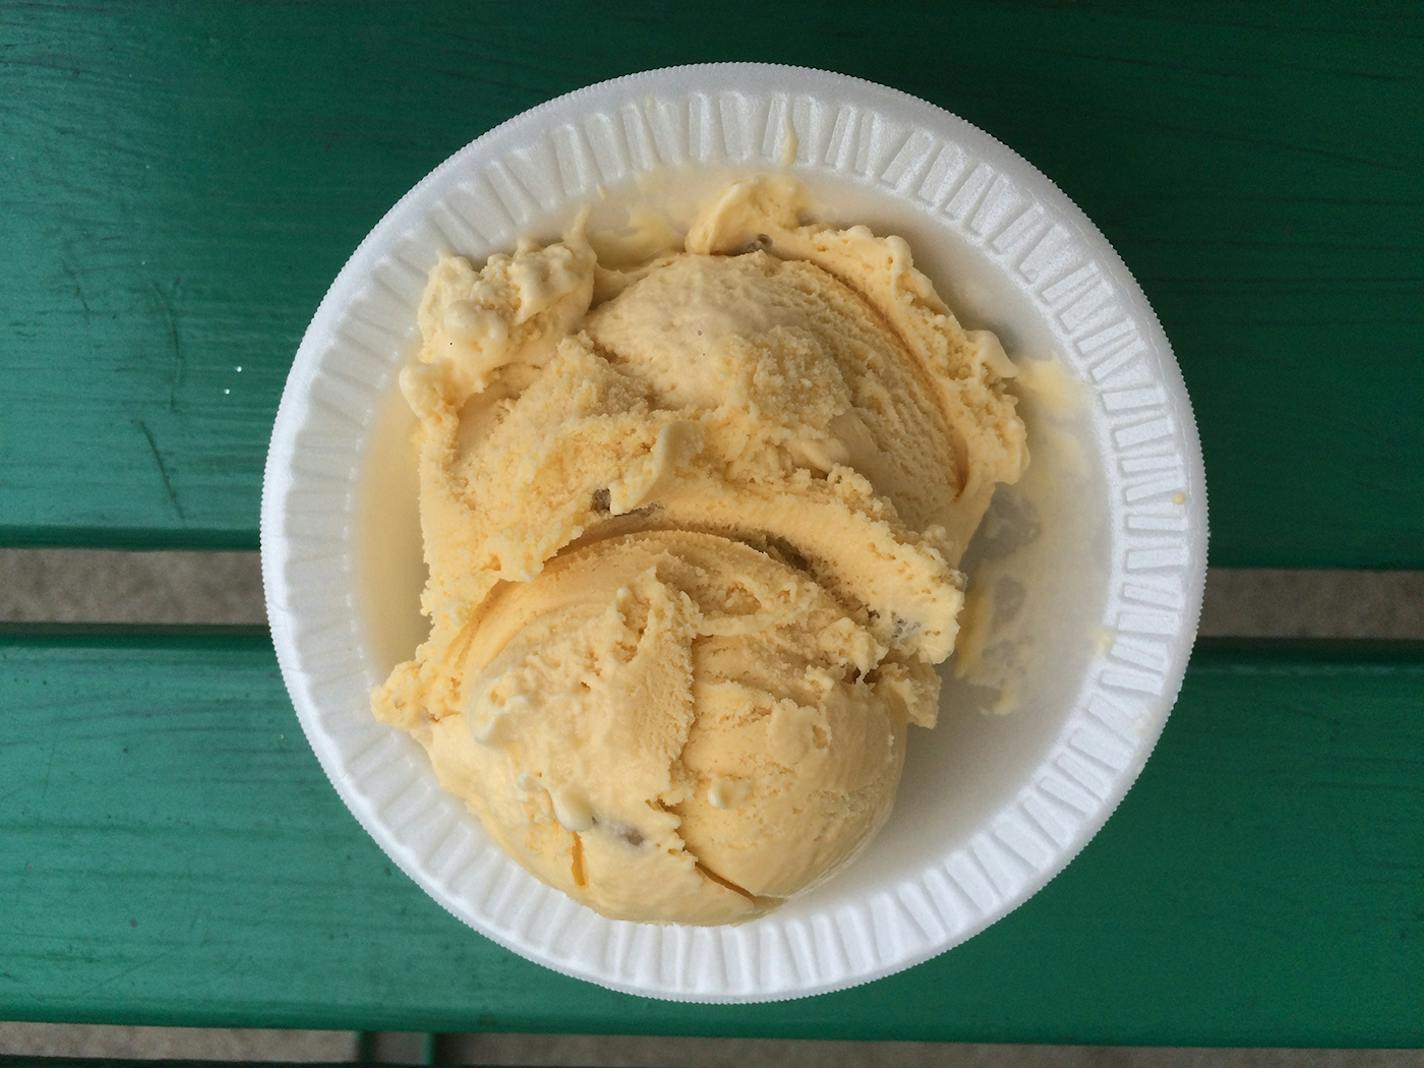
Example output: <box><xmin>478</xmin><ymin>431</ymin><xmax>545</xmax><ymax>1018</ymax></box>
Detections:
<box><xmin>422</xmin><ymin>529</ymin><xmax>919</xmax><ymax>923</ymax></box>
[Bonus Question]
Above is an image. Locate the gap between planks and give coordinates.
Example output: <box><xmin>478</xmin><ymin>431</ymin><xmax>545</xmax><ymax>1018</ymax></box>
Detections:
<box><xmin>0</xmin><ymin>549</ymin><xmax>1423</xmax><ymax>639</ymax></box>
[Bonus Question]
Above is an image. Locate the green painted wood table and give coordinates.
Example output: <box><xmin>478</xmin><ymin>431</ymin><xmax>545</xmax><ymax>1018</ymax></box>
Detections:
<box><xmin>1</xmin><ymin>1</ymin><xmax>1421</xmax><ymax>1053</ymax></box>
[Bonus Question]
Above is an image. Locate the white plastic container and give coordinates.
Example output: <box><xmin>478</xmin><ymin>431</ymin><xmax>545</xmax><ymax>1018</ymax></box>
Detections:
<box><xmin>261</xmin><ymin>63</ymin><xmax>1207</xmax><ymax>1003</ymax></box>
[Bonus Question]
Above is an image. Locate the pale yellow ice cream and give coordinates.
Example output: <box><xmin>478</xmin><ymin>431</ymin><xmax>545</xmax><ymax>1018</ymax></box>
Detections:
<box><xmin>373</xmin><ymin>176</ymin><xmax>1026</xmax><ymax>924</ymax></box>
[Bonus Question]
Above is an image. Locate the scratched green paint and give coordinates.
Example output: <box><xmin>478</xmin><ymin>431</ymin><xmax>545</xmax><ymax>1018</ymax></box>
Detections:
<box><xmin>0</xmin><ymin>633</ymin><xmax>1419</xmax><ymax>1044</ymax></box>
<box><xmin>0</xmin><ymin>3</ymin><xmax>1421</xmax><ymax>564</ymax></box>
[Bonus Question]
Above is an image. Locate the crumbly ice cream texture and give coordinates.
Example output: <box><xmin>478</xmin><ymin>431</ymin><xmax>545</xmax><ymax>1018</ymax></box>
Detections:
<box><xmin>374</xmin><ymin>176</ymin><xmax>1027</xmax><ymax>924</ymax></box>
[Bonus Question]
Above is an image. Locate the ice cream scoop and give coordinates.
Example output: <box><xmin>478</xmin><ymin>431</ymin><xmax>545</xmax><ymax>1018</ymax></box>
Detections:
<box><xmin>421</xmin><ymin>529</ymin><xmax>915</xmax><ymax>923</ymax></box>
<box><xmin>373</xmin><ymin>176</ymin><xmax>1026</xmax><ymax>924</ymax></box>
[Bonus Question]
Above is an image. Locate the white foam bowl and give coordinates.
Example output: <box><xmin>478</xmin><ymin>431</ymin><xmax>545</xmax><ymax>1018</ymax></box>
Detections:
<box><xmin>261</xmin><ymin>63</ymin><xmax>1207</xmax><ymax>1003</ymax></box>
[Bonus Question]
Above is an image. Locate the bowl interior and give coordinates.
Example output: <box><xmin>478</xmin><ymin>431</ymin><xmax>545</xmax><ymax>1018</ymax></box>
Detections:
<box><xmin>352</xmin><ymin>163</ymin><xmax>1114</xmax><ymax>921</ymax></box>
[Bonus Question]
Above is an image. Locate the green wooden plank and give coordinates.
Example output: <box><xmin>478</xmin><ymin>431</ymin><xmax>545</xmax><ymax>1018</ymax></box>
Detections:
<box><xmin>1</xmin><ymin>3</ymin><xmax>1421</xmax><ymax>564</ymax></box>
<box><xmin>0</xmin><ymin>632</ymin><xmax>1419</xmax><ymax>1046</ymax></box>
